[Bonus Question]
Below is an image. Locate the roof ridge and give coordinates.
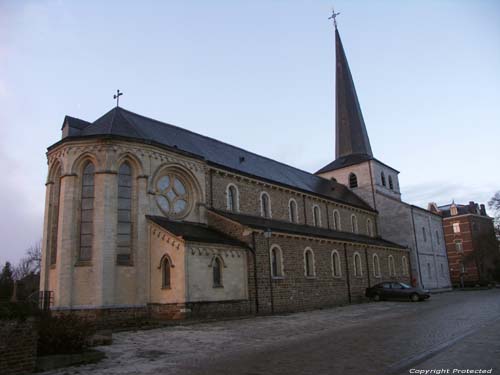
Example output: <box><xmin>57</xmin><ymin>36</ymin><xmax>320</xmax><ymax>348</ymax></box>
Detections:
<box><xmin>117</xmin><ymin>107</ymin><xmax>330</xmax><ymax>182</ymax></box>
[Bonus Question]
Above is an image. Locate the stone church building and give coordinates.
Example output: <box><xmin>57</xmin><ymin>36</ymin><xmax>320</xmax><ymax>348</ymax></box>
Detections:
<box><xmin>40</xmin><ymin>24</ymin><xmax>443</xmax><ymax>323</ymax></box>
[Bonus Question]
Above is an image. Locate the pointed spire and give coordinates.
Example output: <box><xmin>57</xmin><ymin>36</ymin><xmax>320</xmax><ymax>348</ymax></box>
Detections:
<box><xmin>334</xmin><ymin>24</ymin><xmax>373</xmax><ymax>159</ymax></box>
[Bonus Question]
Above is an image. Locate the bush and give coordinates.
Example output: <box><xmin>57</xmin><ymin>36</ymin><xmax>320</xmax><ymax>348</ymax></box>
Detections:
<box><xmin>37</xmin><ymin>314</ymin><xmax>95</xmax><ymax>356</ymax></box>
<box><xmin>0</xmin><ymin>301</ymin><xmax>38</xmax><ymax>320</ymax></box>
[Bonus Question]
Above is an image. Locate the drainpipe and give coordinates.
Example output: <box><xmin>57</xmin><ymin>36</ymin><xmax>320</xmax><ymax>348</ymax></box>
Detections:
<box><xmin>264</xmin><ymin>229</ymin><xmax>274</xmax><ymax>314</ymax></box>
<box><xmin>251</xmin><ymin>232</ymin><xmax>259</xmax><ymax>314</ymax></box>
<box><xmin>364</xmin><ymin>246</ymin><xmax>371</xmax><ymax>288</ymax></box>
<box><xmin>343</xmin><ymin>243</ymin><xmax>352</xmax><ymax>304</ymax></box>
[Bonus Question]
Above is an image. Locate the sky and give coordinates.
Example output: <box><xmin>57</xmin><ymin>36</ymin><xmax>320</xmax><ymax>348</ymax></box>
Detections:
<box><xmin>1</xmin><ymin>0</ymin><xmax>499</xmax><ymax>266</ymax></box>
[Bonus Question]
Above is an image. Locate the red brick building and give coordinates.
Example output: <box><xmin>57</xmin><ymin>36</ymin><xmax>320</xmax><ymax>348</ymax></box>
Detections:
<box><xmin>429</xmin><ymin>201</ymin><xmax>498</xmax><ymax>286</ymax></box>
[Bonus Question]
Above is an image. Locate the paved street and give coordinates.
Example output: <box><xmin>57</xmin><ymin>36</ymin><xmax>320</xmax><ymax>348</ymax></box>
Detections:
<box><xmin>42</xmin><ymin>290</ymin><xmax>500</xmax><ymax>375</ymax></box>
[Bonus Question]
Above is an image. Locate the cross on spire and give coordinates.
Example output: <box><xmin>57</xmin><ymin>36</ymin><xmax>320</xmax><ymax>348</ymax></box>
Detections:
<box><xmin>113</xmin><ymin>89</ymin><xmax>123</xmax><ymax>107</ymax></box>
<box><xmin>328</xmin><ymin>8</ymin><xmax>340</xmax><ymax>29</ymax></box>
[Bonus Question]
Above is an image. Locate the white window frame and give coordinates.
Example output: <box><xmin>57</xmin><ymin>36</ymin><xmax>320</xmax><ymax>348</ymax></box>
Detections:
<box><xmin>270</xmin><ymin>244</ymin><xmax>285</xmax><ymax>278</ymax></box>
<box><xmin>402</xmin><ymin>256</ymin><xmax>408</xmax><ymax>276</ymax></box>
<box><xmin>259</xmin><ymin>191</ymin><xmax>272</xmax><ymax>218</ymax></box>
<box><xmin>312</xmin><ymin>205</ymin><xmax>322</xmax><ymax>227</ymax></box>
<box><xmin>226</xmin><ymin>183</ymin><xmax>240</xmax><ymax>212</ymax></box>
<box><xmin>372</xmin><ymin>253</ymin><xmax>381</xmax><ymax>278</ymax></box>
<box><xmin>288</xmin><ymin>198</ymin><xmax>299</xmax><ymax>223</ymax></box>
<box><xmin>331</xmin><ymin>250</ymin><xmax>342</xmax><ymax>278</ymax></box>
<box><xmin>303</xmin><ymin>247</ymin><xmax>316</xmax><ymax>278</ymax></box>
<box><xmin>388</xmin><ymin>255</ymin><xmax>396</xmax><ymax>277</ymax></box>
<box><xmin>351</xmin><ymin>214</ymin><xmax>359</xmax><ymax>234</ymax></box>
<box><xmin>353</xmin><ymin>252</ymin><xmax>363</xmax><ymax>277</ymax></box>
<box><xmin>453</xmin><ymin>222</ymin><xmax>460</xmax><ymax>233</ymax></box>
<box><xmin>332</xmin><ymin>209</ymin><xmax>341</xmax><ymax>231</ymax></box>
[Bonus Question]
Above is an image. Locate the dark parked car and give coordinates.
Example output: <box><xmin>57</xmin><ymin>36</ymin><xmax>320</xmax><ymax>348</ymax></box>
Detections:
<box><xmin>365</xmin><ymin>282</ymin><xmax>430</xmax><ymax>302</ymax></box>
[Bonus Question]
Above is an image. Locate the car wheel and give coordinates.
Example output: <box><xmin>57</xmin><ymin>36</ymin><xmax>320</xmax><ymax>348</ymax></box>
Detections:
<box><xmin>410</xmin><ymin>293</ymin><xmax>419</xmax><ymax>302</ymax></box>
<box><xmin>373</xmin><ymin>293</ymin><xmax>381</xmax><ymax>302</ymax></box>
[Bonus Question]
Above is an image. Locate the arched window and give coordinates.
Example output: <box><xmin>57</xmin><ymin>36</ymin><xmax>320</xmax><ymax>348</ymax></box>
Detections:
<box><xmin>353</xmin><ymin>252</ymin><xmax>362</xmax><ymax>277</ymax></box>
<box><xmin>117</xmin><ymin>162</ymin><xmax>132</xmax><ymax>264</ymax></box>
<box><xmin>270</xmin><ymin>245</ymin><xmax>284</xmax><ymax>278</ymax></box>
<box><xmin>79</xmin><ymin>162</ymin><xmax>95</xmax><ymax>261</ymax></box>
<box><xmin>436</xmin><ymin>230</ymin><xmax>440</xmax><ymax>245</ymax></box>
<box><xmin>332</xmin><ymin>210</ymin><xmax>341</xmax><ymax>231</ymax></box>
<box><xmin>388</xmin><ymin>255</ymin><xmax>396</xmax><ymax>276</ymax></box>
<box><xmin>422</xmin><ymin>227</ymin><xmax>427</xmax><ymax>242</ymax></box>
<box><xmin>312</xmin><ymin>205</ymin><xmax>321</xmax><ymax>227</ymax></box>
<box><xmin>402</xmin><ymin>256</ymin><xmax>408</xmax><ymax>276</ymax></box>
<box><xmin>388</xmin><ymin>175</ymin><xmax>394</xmax><ymax>190</ymax></box>
<box><xmin>372</xmin><ymin>254</ymin><xmax>381</xmax><ymax>277</ymax></box>
<box><xmin>331</xmin><ymin>250</ymin><xmax>341</xmax><ymax>277</ymax></box>
<box><xmin>162</xmin><ymin>256</ymin><xmax>171</xmax><ymax>288</ymax></box>
<box><xmin>226</xmin><ymin>184</ymin><xmax>239</xmax><ymax>212</ymax></box>
<box><xmin>304</xmin><ymin>248</ymin><xmax>315</xmax><ymax>277</ymax></box>
<box><xmin>366</xmin><ymin>219</ymin><xmax>374</xmax><ymax>237</ymax></box>
<box><xmin>49</xmin><ymin>164</ymin><xmax>62</xmax><ymax>265</ymax></box>
<box><xmin>288</xmin><ymin>199</ymin><xmax>298</xmax><ymax>223</ymax></box>
<box><xmin>260</xmin><ymin>192</ymin><xmax>271</xmax><ymax>218</ymax></box>
<box><xmin>213</xmin><ymin>257</ymin><xmax>223</xmax><ymax>287</ymax></box>
<box><xmin>381</xmin><ymin>172</ymin><xmax>386</xmax><ymax>187</ymax></box>
<box><xmin>349</xmin><ymin>173</ymin><xmax>358</xmax><ymax>188</ymax></box>
<box><xmin>351</xmin><ymin>214</ymin><xmax>359</xmax><ymax>234</ymax></box>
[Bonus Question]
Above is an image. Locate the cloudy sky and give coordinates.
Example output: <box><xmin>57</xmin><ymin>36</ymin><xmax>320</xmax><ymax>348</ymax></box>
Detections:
<box><xmin>1</xmin><ymin>0</ymin><xmax>499</xmax><ymax>265</ymax></box>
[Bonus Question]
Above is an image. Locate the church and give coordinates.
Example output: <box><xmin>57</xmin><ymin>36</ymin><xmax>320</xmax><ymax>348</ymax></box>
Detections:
<box><xmin>39</xmin><ymin>21</ymin><xmax>445</xmax><ymax>324</ymax></box>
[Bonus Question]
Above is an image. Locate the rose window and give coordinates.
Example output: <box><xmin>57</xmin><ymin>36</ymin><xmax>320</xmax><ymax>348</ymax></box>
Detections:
<box><xmin>155</xmin><ymin>174</ymin><xmax>189</xmax><ymax>217</ymax></box>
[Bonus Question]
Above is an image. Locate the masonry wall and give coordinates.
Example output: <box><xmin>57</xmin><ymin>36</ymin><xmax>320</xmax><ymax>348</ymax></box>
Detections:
<box><xmin>0</xmin><ymin>319</ymin><xmax>37</xmax><ymax>375</ymax></box>
<box><xmin>210</xmin><ymin>169</ymin><xmax>378</xmax><ymax>237</ymax></box>
<box><xmin>412</xmin><ymin>209</ymin><xmax>451</xmax><ymax>290</ymax></box>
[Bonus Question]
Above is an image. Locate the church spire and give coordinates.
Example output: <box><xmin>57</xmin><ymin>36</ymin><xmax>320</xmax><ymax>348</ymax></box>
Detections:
<box><xmin>334</xmin><ymin>22</ymin><xmax>373</xmax><ymax>159</ymax></box>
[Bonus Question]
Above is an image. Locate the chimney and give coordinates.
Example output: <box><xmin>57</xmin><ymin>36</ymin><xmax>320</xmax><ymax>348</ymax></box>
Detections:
<box><xmin>480</xmin><ymin>204</ymin><xmax>487</xmax><ymax>216</ymax></box>
<box><xmin>468</xmin><ymin>201</ymin><xmax>476</xmax><ymax>214</ymax></box>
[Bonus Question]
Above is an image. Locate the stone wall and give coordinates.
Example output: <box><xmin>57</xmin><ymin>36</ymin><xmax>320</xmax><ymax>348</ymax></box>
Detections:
<box><xmin>210</xmin><ymin>169</ymin><xmax>377</xmax><ymax>237</ymax></box>
<box><xmin>0</xmin><ymin>319</ymin><xmax>37</xmax><ymax>375</ymax></box>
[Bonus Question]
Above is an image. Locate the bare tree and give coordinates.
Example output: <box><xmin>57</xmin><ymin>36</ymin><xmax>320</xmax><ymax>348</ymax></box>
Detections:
<box><xmin>488</xmin><ymin>191</ymin><xmax>500</xmax><ymax>232</ymax></box>
<box><xmin>13</xmin><ymin>239</ymin><xmax>42</xmax><ymax>281</ymax></box>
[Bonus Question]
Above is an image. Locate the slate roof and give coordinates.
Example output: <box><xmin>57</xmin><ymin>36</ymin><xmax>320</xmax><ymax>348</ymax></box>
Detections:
<box><xmin>56</xmin><ymin>106</ymin><xmax>374</xmax><ymax>212</ymax></box>
<box><xmin>437</xmin><ymin>203</ymin><xmax>488</xmax><ymax>218</ymax></box>
<box><xmin>146</xmin><ymin>215</ymin><xmax>248</xmax><ymax>248</ymax></box>
<box><xmin>317</xmin><ymin>29</ymin><xmax>379</xmax><ymax>175</ymax></box>
<box><xmin>210</xmin><ymin>209</ymin><xmax>406</xmax><ymax>249</ymax></box>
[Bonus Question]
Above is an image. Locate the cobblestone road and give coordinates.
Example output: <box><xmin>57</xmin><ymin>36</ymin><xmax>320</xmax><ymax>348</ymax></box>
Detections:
<box><xmin>42</xmin><ymin>289</ymin><xmax>500</xmax><ymax>375</ymax></box>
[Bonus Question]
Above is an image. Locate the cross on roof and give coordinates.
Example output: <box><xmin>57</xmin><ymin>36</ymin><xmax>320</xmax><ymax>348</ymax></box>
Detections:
<box><xmin>328</xmin><ymin>8</ymin><xmax>340</xmax><ymax>29</ymax></box>
<box><xmin>113</xmin><ymin>89</ymin><xmax>123</xmax><ymax>107</ymax></box>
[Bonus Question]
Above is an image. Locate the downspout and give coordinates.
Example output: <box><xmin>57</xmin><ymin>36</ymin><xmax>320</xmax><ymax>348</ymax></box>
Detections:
<box><xmin>364</xmin><ymin>246</ymin><xmax>371</xmax><ymax>288</ymax></box>
<box><xmin>251</xmin><ymin>232</ymin><xmax>259</xmax><ymax>314</ymax></box>
<box><xmin>343</xmin><ymin>243</ymin><xmax>352</xmax><ymax>304</ymax></box>
<box><xmin>410</xmin><ymin>206</ymin><xmax>424</xmax><ymax>288</ymax></box>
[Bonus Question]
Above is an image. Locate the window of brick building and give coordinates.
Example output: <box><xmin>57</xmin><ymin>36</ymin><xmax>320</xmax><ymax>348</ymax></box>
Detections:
<box><xmin>260</xmin><ymin>192</ymin><xmax>271</xmax><ymax>218</ymax></box>
<box><xmin>353</xmin><ymin>252</ymin><xmax>363</xmax><ymax>277</ymax></box>
<box><xmin>349</xmin><ymin>173</ymin><xmax>358</xmax><ymax>188</ymax></box>
<box><xmin>332</xmin><ymin>250</ymin><xmax>342</xmax><ymax>277</ymax></box>
<box><xmin>372</xmin><ymin>254</ymin><xmax>381</xmax><ymax>278</ymax></box>
<box><xmin>304</xmin><ymin>248</ymin><xmax>315</xmax><ymax>277</ymax></box>
<box><xmin>312</xmin><ymin>205</ymin><xmax>321</xmax><ymax>227</ymax></box>
<box><xmin>226</xmin><ymin>184</ymin><xmax>239</xmax><ymax>212</ymax></box>
<box><xmin>332</xmin><ymin>210</ymin><xmax>341</xmax><ymax>231</ymax></box>
<box><xmin>453</xmin><ymin>222</ymin><xmax>460</xmax><ymax>233</ymax></box>
<box><xmin>455</xmin><ymin>240</ymin><xmax>463</xmax><ymax>252</ymax></box>
<box><xmin>288</xmin><ymin>199</ymin><xmax>298</xmax><ymax>223</ymax></box>
<box><xmin>270</xmin><ymin>245</ymin><xmax>284</xmax><ymax>278</ymax></box>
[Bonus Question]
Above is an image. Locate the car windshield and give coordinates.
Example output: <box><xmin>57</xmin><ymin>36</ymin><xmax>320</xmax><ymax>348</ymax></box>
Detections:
<box><xmin>399</xmin><ymin>283</ymin><xmax>411</xmax><ymax>289</ymax></box>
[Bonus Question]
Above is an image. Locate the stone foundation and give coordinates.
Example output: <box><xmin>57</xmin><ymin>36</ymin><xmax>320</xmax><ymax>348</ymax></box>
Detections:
<box><xmin>0</xmin><ymin>318</ymin><xmax>37</xmax><ymax>375</ymax></box>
